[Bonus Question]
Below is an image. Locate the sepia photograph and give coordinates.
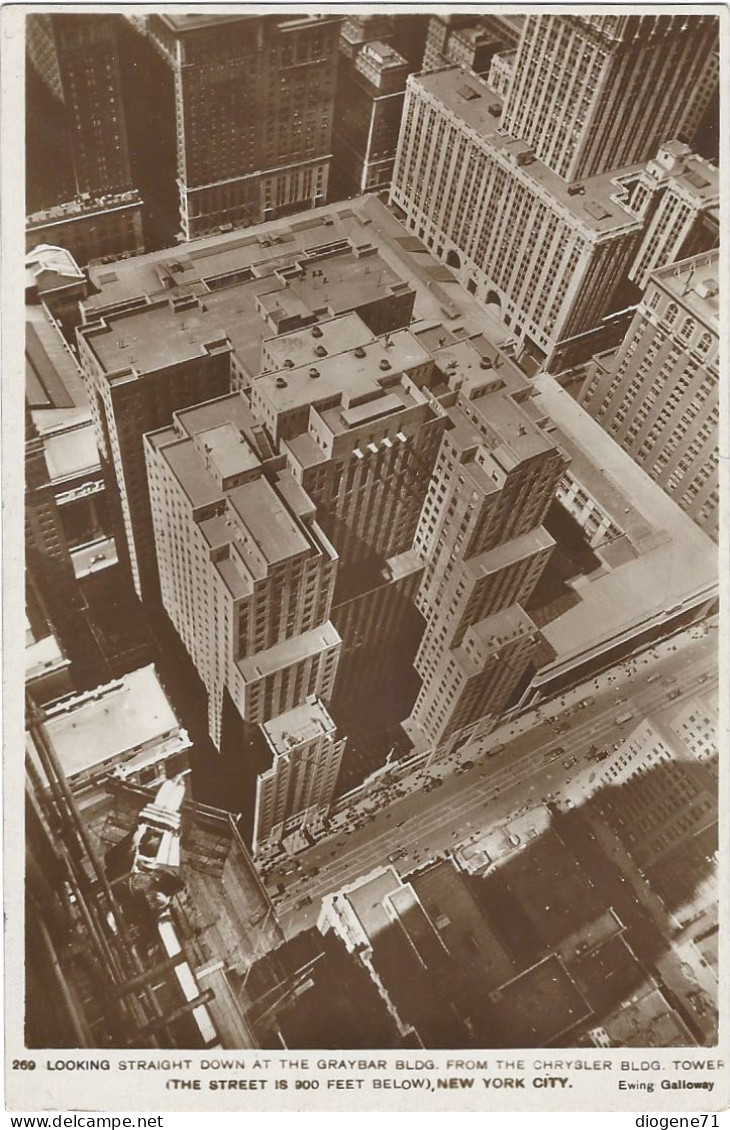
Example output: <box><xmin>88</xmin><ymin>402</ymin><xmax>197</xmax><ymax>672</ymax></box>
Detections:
<box><xmin>4</xmin><ymin>1</ymin><xmax>727</xmax><ymax>1114</ymax></box>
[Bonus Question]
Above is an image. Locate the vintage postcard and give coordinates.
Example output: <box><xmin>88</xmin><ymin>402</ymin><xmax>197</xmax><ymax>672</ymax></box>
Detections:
<box><xmin>3</xmin><ymin>1</ymin><xmax>728</xmax><ymax>1115</ymax></box>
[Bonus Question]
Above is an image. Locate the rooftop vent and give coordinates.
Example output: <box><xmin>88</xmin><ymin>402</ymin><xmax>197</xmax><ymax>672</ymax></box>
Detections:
<box><xmin>315</xmin><ymin>345</ymin><xmax>328</xmax><ymax>357</ymax></box>
<box><xmin>696</xmin><ymin>278</ymin><xmax>718</xmax><ymax>299</ymax></box>
<box><xmin>567</xmin><ymin>184</ymin><xmax>586</xmax><ymax>196</ymax></box>
<box><xmin>354</xmin><ymin>346</ymin><xmax>366</xmax><ymax>358</ymax></box>
<box><xmin>379</xmin><ymin>359</ymin><xmax>392</xmax><ymax>371</ymax></box>
<box><xmin>309</xmin><ymin>367</ymin><xmax>320</xmax><ymax>379</ymax></box>
<box><xmin>311</xmin><ymin>325</ymin><xmax>323</xmax><ymax>338</ymax></box>
<box><xmin>283</xmin><ymin>359</ymin><xmax>294</xmax><ymax>368</ymax></box>
<box><xmin>480</xmin><ymin>357</ymin><xmax>493</xmax><ymax>369</ymax></box>
<box><xmin>275</xmin><ymin>377</ymin><xmax>288</xmax><ymax>388</ymax></box>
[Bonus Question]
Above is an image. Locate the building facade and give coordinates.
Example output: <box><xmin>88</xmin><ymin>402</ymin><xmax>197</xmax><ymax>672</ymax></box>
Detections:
<box><xmin>145</xmin><ymin>393</ymin><xmax>341</xmax><ymax>748</ymax></box>
<box><xmin>404</xmin><ymin>353</ymin><xmax>565</xmax><ymax>751</ymax></box>
<box><xmin>255</xmin><ymin>697</ymin><xmax>345</xmax><ymax>853</ymax></box>
<box><xmin>390</xmin><ymin>15</ymin><xmax>719</xmax><ymax>370</ymax></box>
<box><xmin>331</xmin><ymin>38</ymin><xmax>410</xmax><ymax>197</ymax></box>
<box><xmin>25</xmin><ymin>14</ymin><xmax>145</xmax><ymax>265</ymax></box>
<box><xmin>141</xmin><ymin>14</ymin><xmax>342</xmax><ymax>240</ymax></box>
<box><xmin>579</xmin><ymin>251</ymin><xmax>719</xmax><ymax>539</ymax></box>
<box><xmin>625</xmin><ymin>143</ymin><xmax>719</xmax><ymax>290</ymax></box>
<box><xmin>390</xmin><ymin>67</ymin><xmax>643</xmax><ymax>369</ymax></box>
<box><xmin>500</xmin><ymin>15</ymin><xmax>718</xmax><ymax>183</ymax></box>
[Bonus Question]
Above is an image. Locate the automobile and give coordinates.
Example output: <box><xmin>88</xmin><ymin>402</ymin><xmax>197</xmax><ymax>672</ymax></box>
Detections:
<box><xmin>388</xmin><ymin>848</ymin><xmax>407</xmax><ymax>863</ymax></box>
<box><xmin>486</xmin><ymin>743</ymin><xmax>506</xmax><ymax>758</ymax></box>
<box><xmin>396</xmin><ymin>820</ymin><xmax>406</xmax><ymax>827</ymax></box>
<box><xmin>564</xmin><ymin>798</ymin><xmax>576</xmax><ymax>810</ymax></box>
<box><xmin>546</xmin><ymin>746</ymin><xmax>565</xmax><ymax>760</ymax></box>
<box><xmin>462</xmin><ymin>759</ymin><xmax>476</xmax><ymax>770</ymax></box>
<box><xmin>295</xmin><ymin>895</ymin><xmax>313</xmax><ymax>909</ymax></box>
<box><xmin>595</xmin><ymin>751</ymin><xmax>610</xmax><ymax>761</ymax></box>
<box><xmin>508</xmin><ymin>833</ymin><xmax>521</xmax><ymax>847</ymax></box>
<box><xmin>668</xmin><ymin>689</ymin><xmax>682</xmax><ymax>700</ymax></box>
<box><xmin>646</xmin><ymin>672</ymin><xmax>662</xmax><ymax>683</ymax></box>
<box><xmin>615</xmin><ymin>711</ymin><xmax>635</xmax><ymax>726</ymax></box>
<box><xmin>699</xmin><ymin>673</ymin><xmax>711</xmax><ymax>683</ymax></box>
<box><xmin>562</xmin><ymin>757</ymin><xmax>578</xmax><ymax>769</ymax></box>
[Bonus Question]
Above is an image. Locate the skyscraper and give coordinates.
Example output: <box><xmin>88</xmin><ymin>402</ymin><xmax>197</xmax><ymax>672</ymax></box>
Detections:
<box><xmin>76</xmin><ymin>303</ymin><xmax>232</xmax><ymax>600</ymax></box>
<box><xmin>579</xmin><ymin>250</ymin><xmax>719</xmax><ymax>540</ymax></box>
<box><xmin>136</xmin><ymin>14</ymin><xmax>342</xmax><ymax>240</ymax></box>
<box><xmin>390</xmin><ymin>14</ymin><xmax>719</xmax><ymax>370</ymax></box>
<box><xmin>390</xmin><ymin>67</ymin><xmax>644</xmax><ymax>369</ymax></box>
<box><xmin>144</xmin><ymin>393</ymin><xmax>343</xmax><ymax>848</ymax></box>
<box><xmin>627</xmin><ymin>143</ymin><xmax>719</xmax><ymax>290</ymax></box>
<box><xmin>25</xmin><ymin>14</ymin><xmax>144</xmax><ymax>264</ymax></box>
<box><xmin>404</xmin><ymin>351</ymin><xmax>565</xmax><ymax>751</ymax></box>
<box><xmin>331</xmin><ymin>37</ymin><xmax>410</xmax><ymax>197</ymax></box>
<box><xmin>501</xmin><ymin>15</ymin><xmax>718</xmax><ymax>182</ymax></box>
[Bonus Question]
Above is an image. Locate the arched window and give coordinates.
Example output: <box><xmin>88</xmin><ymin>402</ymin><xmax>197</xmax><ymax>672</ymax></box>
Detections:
<box><xmin>665</xmin><ymin>302</ymin><xmax>679</xmax><ymax>325</ymax></box>
<box><xmin>696</xmin><ymin>331</ymin><xmax>712</xmax><ymax>357</ymax></box>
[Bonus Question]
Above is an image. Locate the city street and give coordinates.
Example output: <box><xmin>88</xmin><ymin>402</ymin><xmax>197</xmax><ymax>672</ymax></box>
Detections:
<box><xmin>262</xmin><ymin>620</ymin><xmax>717</xmax><ymax>940</ymax></box>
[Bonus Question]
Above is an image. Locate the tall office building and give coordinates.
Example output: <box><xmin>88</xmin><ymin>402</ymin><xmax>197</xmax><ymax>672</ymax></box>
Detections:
<box><xmin>137</xmin><ymin>14</ymin><xmax>342</xmax><ymax>240</ymax></box>
<box><xmin>422</xmin><ymin>13</ymin><xmax>522</xmax><ymax>75</ymax></box>
<box><xmin>501</xmin><ymin>15</ymin><xmax>719</xmax><ymax>183</ymax></box>
<box><xmin>391</xmin><ymin>15</ymin><xmax>719</xmax><ymax>370</ymax></box>
<box><xmin>404</xmin><ymin>350</ymin><xmax>565</xmax><ymax>751</ymax></box>
<box><xmin>76</xmin><ymin>302</ymin><xmax>232</xmax><ymax>599</ymax></box>
<box><xmin>256</xmin><ymin>697</ymin><xmax>346</xmax><ymax>853</ymax></box>
<box><xmin>251</xmin><ymin>314</ymin><xmax>446</xmax><ymax>734</ymax></box>
<box><xmin>331</xmin><ymin>38</ymin><xmax>410</xmax><ymax>197</ymax></box>
<box><xmin>580</xmin><ymin>250</ymin><xmax>719</xmax><ymax>540</ymax></box>
<box><xmin>626</xmin><ymin>143</ymin><xmax>719</xmax><ymax>290</ymax></box>
<box><xmin>144</xmin><ymin>394</ymin><xmax>342</xmax><ymax>848</ymax></box>
<box><xmin>25</xmin><ymin>14</ymin><xmax>144</xmax><ymax>264</ymax></box>
<box><xmin>390</xmin><ymin>67</ymin><xmax>643</xmax><ymax>369</ymax></box>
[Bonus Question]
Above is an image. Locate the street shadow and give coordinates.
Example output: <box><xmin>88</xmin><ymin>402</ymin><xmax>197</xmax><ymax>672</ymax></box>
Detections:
<box><xmin>247</xmin><ymin>758</ymin><xmax>717</xmax><ymax>1048</ymax></box>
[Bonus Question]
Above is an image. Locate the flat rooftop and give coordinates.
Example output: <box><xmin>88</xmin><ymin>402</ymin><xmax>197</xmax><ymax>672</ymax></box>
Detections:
<box><xmin>27</xmin><ymin>190</ymin><xmax>142</xmax><ymax>226</ymax></box>
<box><xmin>531</xmin><ymin>375</ymin><xmax>718</xmax><ymax>664</ymax></box>
<box><xmin>654</xmin><ymin>248</ymin><xmax>719</xmax><ymax>331</ymax></box>
<box><xmin>146</xmin><ymin>393</ymin><xmax>263</xmax><ymax>509</ymax></box>
<box><xmin>253</xmin><ymin>328</ymin><xmax>430</xmax><ymax>419</ymax></box>
<box><xmin>342</xmin><ymin>866</ymin><xmax>406</xmax><ymax>943</ymax></box>
<box><xmin>83</xmin><ymin>245</ymin><xmax>410</xmax><ymax>381</ymax></box>
<box><xmin>26</xmin><ymin>307</ymin><xmax>88</xmax><ymax>415</ymax></box>
<box><xmin>410</xmin><ymin>67</ymin><xmax>644</xmax><ymax>235</ymax></box>
<box><xmin>490</xmin><ymin>953</ymin><xmax>592</xmax><ymax>1046</ymax></box>
<box><xmin>262</xmin><ymin>312</ymin><xmax>375</xmax><ymax>369</ymax></box>
<box><xmin>42</xmin><ymin>422</ymin><xmax>100</xmax><ymax>483</ymax></box>
<box><xmin>262</xmin><ymin>697</ymin><xmax>336</xmax><ymax>757</ymax></box>
<box><xmin>80</xmin><ymin>196</ymin><xmax>523</xmax><ymax>380</ymax></box>
<box><xmin>39</xmin><ymin>665</ymin><xmax>181</xmax><ymax>781</ymax></box>
<box><xmin>227</xmin><ymin>477</ymin><xmax>310</xmax><ymax>565</ymax></box>
<box><xmin>237</xmin><ymin>621</ymin><xmax>340</xmax><ymax>683</ymax></box>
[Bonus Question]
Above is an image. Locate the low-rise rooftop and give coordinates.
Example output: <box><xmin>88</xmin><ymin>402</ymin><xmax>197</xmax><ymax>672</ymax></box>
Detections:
<box><xmin>530</xmin><ymin>375</ymin><xmax>718</xmax><ymax>666</ymax></box>
<box><xmin>35</xmin><ymin>665</ymin><xmax>186</xmax><ymax>783</ymax></box>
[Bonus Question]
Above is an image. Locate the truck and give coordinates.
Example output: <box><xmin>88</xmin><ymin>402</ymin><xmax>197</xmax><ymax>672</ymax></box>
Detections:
<box><xmin>615</xmin><ymin>712</ymin><xmax>635</xmax><ymax>726</ymax></box>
